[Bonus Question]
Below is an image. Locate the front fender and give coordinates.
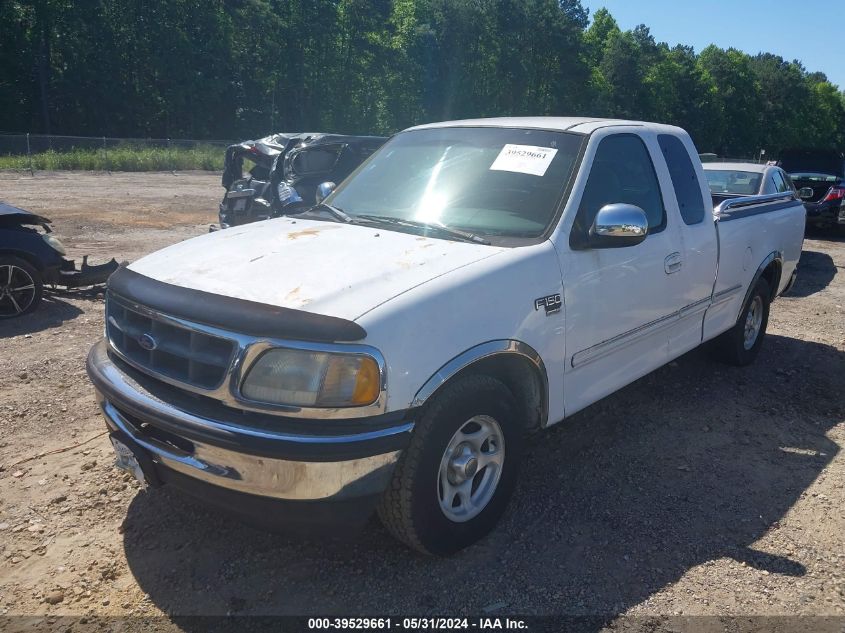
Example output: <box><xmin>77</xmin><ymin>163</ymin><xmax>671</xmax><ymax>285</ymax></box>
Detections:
<box><xmin>356</xmin><ymin>241</ymin><xmax>565</xmax><ymax>424</ymax></box>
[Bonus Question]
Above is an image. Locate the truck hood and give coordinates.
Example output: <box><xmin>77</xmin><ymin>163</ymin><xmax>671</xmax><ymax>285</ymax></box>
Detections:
<box><xmin>128</xmin><ymin>217</ymin><xmax>504</xmax><ymax>321</ymax></box>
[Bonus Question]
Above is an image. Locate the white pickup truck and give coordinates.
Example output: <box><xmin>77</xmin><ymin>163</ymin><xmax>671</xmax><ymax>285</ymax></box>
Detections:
<box><xmin>87</xmin><ymin>117</ymin><xmax>805</xmax><ymax>555</ymax></box>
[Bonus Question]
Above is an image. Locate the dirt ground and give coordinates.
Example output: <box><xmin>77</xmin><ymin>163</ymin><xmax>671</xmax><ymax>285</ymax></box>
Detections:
<box><xmin>0</xmin><ymin>171</ymin><xmax>843</xmax><ymax>630</ymax></box>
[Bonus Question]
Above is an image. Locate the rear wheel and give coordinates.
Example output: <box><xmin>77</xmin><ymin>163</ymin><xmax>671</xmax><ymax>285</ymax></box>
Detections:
<box><xmin>713</xmin><ymin>277</ymin><xmax>770</xmax><ymax>366</ymax></box>
<box><xmin>378</xmin><ymin>374</ymin><xmax>523</xmax><ymax>555</ymax></box>
<box><xmin>0</xmin><ymin>256</ymin><xmax>43</xmax><ymax>319</ymax></box>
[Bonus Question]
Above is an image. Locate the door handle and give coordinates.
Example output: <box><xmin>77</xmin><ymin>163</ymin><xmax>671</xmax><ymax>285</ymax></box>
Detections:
<box><xmin>664</xmin><ymin>252</ymin><xmax>683</xmax><ymax>274</ymax></box>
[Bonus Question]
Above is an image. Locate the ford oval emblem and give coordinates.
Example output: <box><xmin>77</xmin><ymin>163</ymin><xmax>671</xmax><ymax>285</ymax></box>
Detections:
<box><xmin>138</xmin><ymin>333</ymin><xmax>158</xmax><ymax>351</ymax></box>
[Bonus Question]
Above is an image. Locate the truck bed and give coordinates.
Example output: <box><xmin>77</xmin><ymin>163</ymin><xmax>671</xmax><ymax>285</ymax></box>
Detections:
<box><xmin>703</xmin><ymin>192</ymin><xmax>805</xmax><ymax>342</ymax></box>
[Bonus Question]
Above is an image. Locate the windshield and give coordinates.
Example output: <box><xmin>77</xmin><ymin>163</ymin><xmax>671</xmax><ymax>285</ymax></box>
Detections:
<box><xmin>325</xmin><ymin>127</ymin><xmax>584</xmax><ymax>240</ymax></box>
<box><xmin>704</xmin><ymin>169</ymin><xmax>763</xmax><ymax>195</ymax></box>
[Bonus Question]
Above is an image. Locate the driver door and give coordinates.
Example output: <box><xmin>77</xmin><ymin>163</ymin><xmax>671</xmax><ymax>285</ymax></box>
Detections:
<box><xmin>558</xmin><ymin>132</ymin><xmax>685</xmax><ymax>415</ymax></box>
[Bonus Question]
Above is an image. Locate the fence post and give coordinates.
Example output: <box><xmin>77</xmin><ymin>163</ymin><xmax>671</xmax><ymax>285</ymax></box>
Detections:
<box><xmin>102</xmin><ymin>136</ymin><xmax>109</xmax><ymax>172</ymax></box>
<box><xmin>26</xmin><ymin>133</ymin><xmax>33</xmax><ymax>176</ymax></box>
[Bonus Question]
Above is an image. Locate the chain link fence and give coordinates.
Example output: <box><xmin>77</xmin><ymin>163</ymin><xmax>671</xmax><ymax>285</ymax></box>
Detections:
<box><xmin>1</xmin><ymin>133</ymin><xmax>769</xmax><ymax>174</ymax></box>
<box><xmin>0</xmin><ymin>133</ymin><xmax>234</xmax><ymax>173</ymax></box>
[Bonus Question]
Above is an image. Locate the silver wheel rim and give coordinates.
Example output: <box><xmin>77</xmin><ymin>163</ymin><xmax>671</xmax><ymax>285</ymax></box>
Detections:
<box><xmin>437</xmin><ymin>415</ymin><xmax>505</xmax><ymax>523</ymax></box>
<box><xmin>0</xmin><ymin>264</ymin><xmax>36</xmax><ymax>317</ymax></box>
<box><xmin>743</xmin><ymin>295</ymin><xmax>763</xmax><ymax>350</ymax></box>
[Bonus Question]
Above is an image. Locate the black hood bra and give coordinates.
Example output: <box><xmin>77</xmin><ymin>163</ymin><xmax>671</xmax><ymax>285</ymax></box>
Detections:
<box><xmin>107</xmin><ymin>266</ymin><xmax>367</xmax><ymax>343</ymax></box>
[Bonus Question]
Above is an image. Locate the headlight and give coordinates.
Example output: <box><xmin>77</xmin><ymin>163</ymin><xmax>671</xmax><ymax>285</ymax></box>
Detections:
<box><xmin>241</xmin><ymin>348</ymin><xmax>381</xmax><ymax>408</ymax></box>
<box><xmin>42</xmin><ymin>234</ymin><xmax>66</xmax><ymax>255</ymax></box>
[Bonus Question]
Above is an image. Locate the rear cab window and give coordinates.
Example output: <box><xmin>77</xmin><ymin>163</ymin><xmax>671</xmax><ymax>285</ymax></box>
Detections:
<box><xmin>657</xmin><ymin>134</ymin><xmax>706</xmax><ymax>225</ymax></box>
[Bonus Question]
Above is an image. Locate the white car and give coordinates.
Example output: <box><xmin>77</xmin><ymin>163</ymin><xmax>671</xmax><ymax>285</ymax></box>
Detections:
<box><xmin>87</xmin><ymin>117</ymin><xmax>806</xmax><ymax>554</ymax></box>
<box><xmin>702</xmin><ymin>161</ymin><xmax>805</xmax><ymax>204</ymax></box>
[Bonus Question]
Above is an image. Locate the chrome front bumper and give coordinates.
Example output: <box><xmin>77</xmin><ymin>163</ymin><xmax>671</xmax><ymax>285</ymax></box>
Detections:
<box><xmin>87</xmin><ymin>340</ymin><xmax>412</xmax><ymax>504</ymax></box>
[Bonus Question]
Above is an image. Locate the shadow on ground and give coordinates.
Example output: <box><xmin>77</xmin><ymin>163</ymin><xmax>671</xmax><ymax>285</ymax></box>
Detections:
<box><xmin>121</xmin><ymin>333</ymin><xmax>843</xmax><ymax>625</ymax></box>
<box><xmin>788</xmin><ymin>250</ymin><xmax>838</xmax><ymax>298</ymax></box>
<box><xmin>0</xmin><ymin>292</ymin><xmax>91</xmax><ymax>338</ymax></box>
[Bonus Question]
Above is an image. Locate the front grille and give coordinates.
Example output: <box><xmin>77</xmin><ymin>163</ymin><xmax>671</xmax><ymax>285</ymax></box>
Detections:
<box><xmin>106</xmin><ymin>295</ymin><xmax>236</xmax><ymax>390</ymax></box>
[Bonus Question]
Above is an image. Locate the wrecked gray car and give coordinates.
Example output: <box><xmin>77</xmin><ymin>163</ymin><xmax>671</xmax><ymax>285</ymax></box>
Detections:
<box><xmin>218</xmin><ymin>133</ymin><xmax>386</xmax><ymax>228</ymax></box>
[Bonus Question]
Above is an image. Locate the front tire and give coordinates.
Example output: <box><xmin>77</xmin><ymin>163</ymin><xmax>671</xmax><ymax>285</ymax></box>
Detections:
<box><xmin>0</xmin><ymin>256</ymin><xmax>43</xmax><ymax>319</ymax></box>
<box><xmin>713</xmin><ymin>277</ymin><xmax>770</xmax><ymax>366</ymax></box>
<box><xmin>378</xmin><ymin>374</ymin><xmax>523</xmax><ymax>555</ymax></box>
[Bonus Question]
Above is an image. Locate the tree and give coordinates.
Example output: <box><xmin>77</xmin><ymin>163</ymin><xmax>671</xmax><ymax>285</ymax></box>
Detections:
<box><xmin>2</xmin><ymin>0</ymin><xmax>842</xmax><ymax>156</ymax></box>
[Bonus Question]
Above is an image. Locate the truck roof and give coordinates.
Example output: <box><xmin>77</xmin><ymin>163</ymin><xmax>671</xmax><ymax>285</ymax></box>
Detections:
<box><xmin>406</xmin><ymin>116</ymin><xmax>687</xmax><ymax>136</ymax></box>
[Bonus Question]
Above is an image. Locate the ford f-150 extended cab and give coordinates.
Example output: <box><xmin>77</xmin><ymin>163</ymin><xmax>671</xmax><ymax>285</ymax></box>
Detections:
<box><xmin>86</xmin><ymin>118</ymin><xmax>805</xmax><ymax>555</ymax></box>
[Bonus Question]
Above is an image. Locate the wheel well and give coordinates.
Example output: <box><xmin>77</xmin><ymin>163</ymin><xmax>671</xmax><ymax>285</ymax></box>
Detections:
<box><xmin>759</xmin><ymin>259</ymin><xmax>782</xmax><ymax>300</ymax></box>
<box><xmin>0</xmin><ymin>249</ymin><xmax>45</xmax><ymax>273</ymax></box>
<box><xmin>444</xmin><ymin>353</ymin><xmax>547</xmax><ymax>434</ymax></box>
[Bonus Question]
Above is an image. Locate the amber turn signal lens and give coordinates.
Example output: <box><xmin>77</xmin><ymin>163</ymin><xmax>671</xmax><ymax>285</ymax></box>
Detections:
<box><xmin>351</xmin><ymin>356</ymin><xmax>380</xmax><ymax>405</ymax></box>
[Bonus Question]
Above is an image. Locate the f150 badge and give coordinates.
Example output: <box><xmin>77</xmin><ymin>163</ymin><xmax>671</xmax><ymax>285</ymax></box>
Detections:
<box><xmin>535</xmin><ymin>294</ymin><xmax>562</xmax><ymax>315</ymax></box>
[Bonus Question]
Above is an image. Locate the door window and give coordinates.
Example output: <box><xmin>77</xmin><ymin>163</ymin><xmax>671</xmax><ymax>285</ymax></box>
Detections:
<box><xmin>571</xmin><ymin>134</ymin><xmax>666</xmax><ymax>248</ymax></box>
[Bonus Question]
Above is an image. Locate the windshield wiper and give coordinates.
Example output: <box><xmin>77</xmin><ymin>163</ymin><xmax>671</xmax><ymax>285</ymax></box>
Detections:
<box><xmin>354</xmin><ymin>214</ymin><xmax>490</xmax><ymax>245</ymax></box>
<box><xmin>312</xmin><ymin>202</ymin><xmax>355</xmax><ymax>223</ymax></box>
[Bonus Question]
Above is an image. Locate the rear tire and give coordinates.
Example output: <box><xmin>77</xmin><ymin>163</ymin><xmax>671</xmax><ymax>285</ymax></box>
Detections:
<box><xmin>713</xmin><ymin>278</ymin><xmax>770</xmax><ymax>366</ymax></box>
<box><xmin>378</xmin><ymin>374</ymin><xmax>523</xmax><ymax>555</ymax></box>
<box><xmin>0</xmin><ymin>256</ymin><xmax>43</xmax><ymax>319</ymax></box>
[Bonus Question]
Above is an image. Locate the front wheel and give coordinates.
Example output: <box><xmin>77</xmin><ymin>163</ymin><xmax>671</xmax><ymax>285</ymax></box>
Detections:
<box><xmin>713</xmin><ymin>277</ymin><xmax>770</xmax><ymax>366</ymax></box>
<box><xmin>0</xmin><ymin>256</ymin><xmax>43</xmax><ymax>319</ymax></box>
<box><xmin>378</xmin><ymin>374</ymin><xmax>523</xmax><ymax>555</ymax></box>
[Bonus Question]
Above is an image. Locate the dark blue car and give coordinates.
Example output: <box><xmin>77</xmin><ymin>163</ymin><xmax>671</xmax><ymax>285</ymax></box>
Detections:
<box><xmin>0</xmin><ymin>202</ymin><xmax>118</xmax><ymax>319</ymax></box>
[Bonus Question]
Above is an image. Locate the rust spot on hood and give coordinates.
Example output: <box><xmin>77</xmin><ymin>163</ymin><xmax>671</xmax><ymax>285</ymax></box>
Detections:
<box><xmin>286</xmin><ymin>225</ymin><xmax>341</xmax><ymax>240</ymax></box>
<box><xmin>284</xmin><ymin>285</ymin><xmax>311</xmax><ymax>306</ymax></box>
<box><xmin>288</xmin><ymin>228</ymin><xmax>322</xmax><ymax>240</ymax></box>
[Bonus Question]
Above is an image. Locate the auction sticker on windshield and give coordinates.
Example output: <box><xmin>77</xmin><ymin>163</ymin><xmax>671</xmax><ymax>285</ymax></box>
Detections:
<box><xmin>490</xmin><ymin>144</ymin><xmax>558</xmax><ymax>177</ymax></box>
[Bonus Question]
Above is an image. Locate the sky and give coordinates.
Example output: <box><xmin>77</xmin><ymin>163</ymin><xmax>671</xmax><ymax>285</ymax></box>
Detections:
<box><xmin>580</xmin><ymin>0</ymin><xmax>845</xmax><ymax>90</ymax></box>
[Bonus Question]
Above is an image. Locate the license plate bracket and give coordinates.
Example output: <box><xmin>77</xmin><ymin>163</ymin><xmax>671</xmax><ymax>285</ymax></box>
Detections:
<box><xmin>110</xmin><ymin>437</ymin><xmax>148</xmax><ymax>487</ymax></box>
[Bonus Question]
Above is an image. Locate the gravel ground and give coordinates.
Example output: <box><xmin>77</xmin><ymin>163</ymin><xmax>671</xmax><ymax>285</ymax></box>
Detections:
<box><xmin>0</xmin><ymin>171</ymin><xmax>843</xmax><ymax>631</ymax></box>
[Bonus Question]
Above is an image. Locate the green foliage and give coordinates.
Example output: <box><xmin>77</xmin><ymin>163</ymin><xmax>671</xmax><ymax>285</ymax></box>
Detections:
<box><xmin>0</xmin><ymin>146</ymin><xmax>224</xmax><ymax>171</ymax></box>
<box><xmin>2</xmin><ymin>1</ymin><xmax>844</xmax><ymax>156</ymax></box>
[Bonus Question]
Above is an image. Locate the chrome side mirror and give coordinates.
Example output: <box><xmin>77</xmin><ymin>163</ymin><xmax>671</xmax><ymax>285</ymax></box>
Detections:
<box><xmin>315</xmin><ymin>181</ymin><xmax>336</xmax><ymax>204</ymax></box>
<box><xmin>797</xmin><ymin>187</ymin><xmax>814</xmax><ymax>200</ymax></box>
<box><xmin>589</xmin><ymin>203</ymin><xmax>649</xmax><ymax>248</ymax></box>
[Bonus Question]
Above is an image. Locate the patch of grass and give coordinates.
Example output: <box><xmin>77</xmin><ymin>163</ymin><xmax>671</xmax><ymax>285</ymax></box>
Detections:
<box><xmin>0</xmin><ymin>145</ymin><xmax>224</xmax><ymax>171</ymax></box>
